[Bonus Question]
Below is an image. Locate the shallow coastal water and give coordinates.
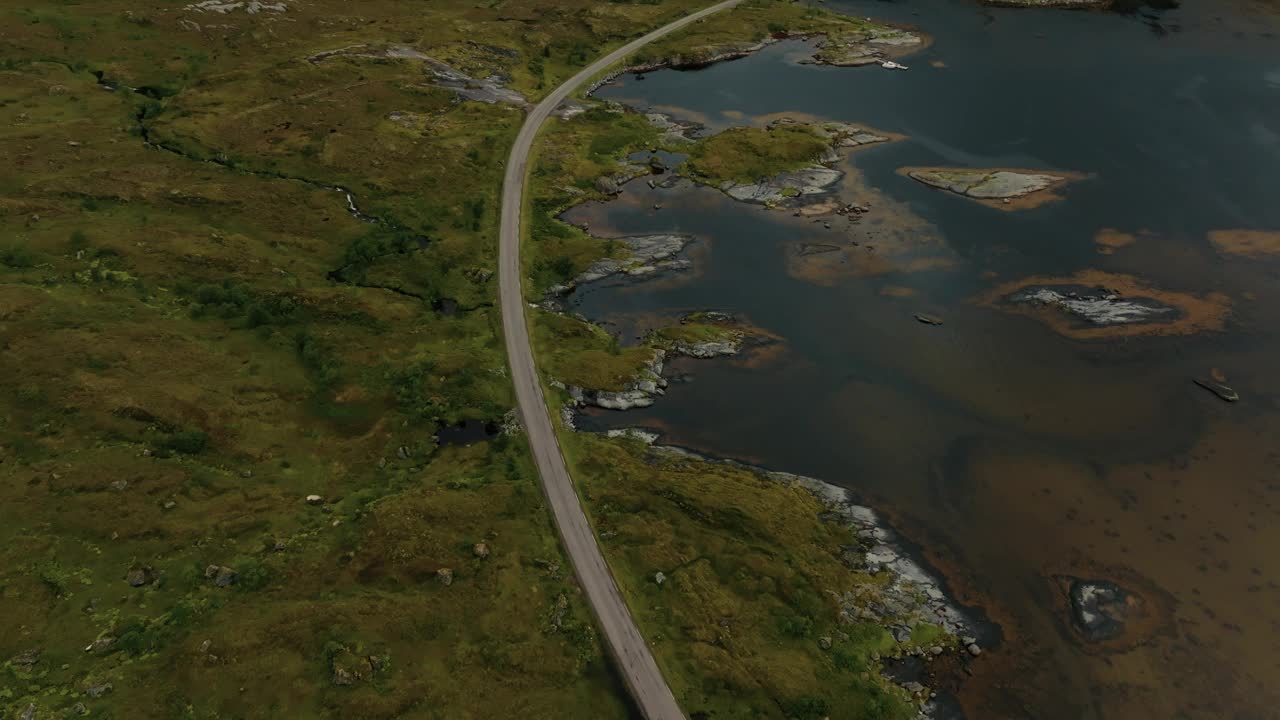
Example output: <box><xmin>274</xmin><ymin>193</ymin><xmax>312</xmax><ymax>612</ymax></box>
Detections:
<box><xmin>567</xmin><ymin>1</ymin><xmax>1280</xmax><ymax>717</ymax></box>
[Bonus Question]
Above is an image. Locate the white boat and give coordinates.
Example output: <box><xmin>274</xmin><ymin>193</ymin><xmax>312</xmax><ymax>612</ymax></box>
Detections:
<box><xmin>881</xmin><ymin>60</ymin><xmax>908</xmax><ymax>71</ymax></box>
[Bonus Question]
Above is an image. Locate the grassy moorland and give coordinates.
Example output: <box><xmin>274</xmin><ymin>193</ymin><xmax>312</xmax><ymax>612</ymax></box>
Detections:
<box><xmin>686</xmin><ymin>124</ymin><xmax>829</xmax><ymax>185</ymax></box>
<box><xmin>526</xmin><ymin>3</ymin><xmax>952</xmax><ymax>718</ymax></box>
<box><xmin>0</xmin><ymin>0</ymin><xmax>748</xmax><ymax>716</ymax></box>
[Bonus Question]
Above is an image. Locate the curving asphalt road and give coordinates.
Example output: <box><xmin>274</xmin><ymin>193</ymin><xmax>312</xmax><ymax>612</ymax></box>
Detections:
<box><xmin>497</xmin><ymin>2</ymin><xmax>742</xmax><ymax>718</ymax></box>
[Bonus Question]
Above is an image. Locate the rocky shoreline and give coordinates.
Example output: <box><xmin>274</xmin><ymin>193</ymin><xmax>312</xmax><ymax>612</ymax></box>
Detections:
<box><xmin>707</xmin><ymin>119</ymin><xmax>895</xmax><ymax>208</ymax></box>
<box><xmin>607</xmin><ymin>432</ymin><xmax>988</xmax><ymax>712</ymax></box>
<box><xmin>537</xmin><ymin>18</ymin><xmax>988</xmax><ymax>715</ymax></box>
<box><xmin>585</xmin><ymin>23</ymin><xmax>927</xmax><ymax>96</ymax></box>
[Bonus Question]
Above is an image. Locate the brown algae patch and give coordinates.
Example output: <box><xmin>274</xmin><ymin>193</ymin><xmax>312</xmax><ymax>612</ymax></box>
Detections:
<box><xmin>976</xmin><ymin>270</ymin><xmax>1230</xmax><ymax>339</ymax></box>
<box><xmin>880</xmin><ymin>285</ymin><xmax>918</xmax><ymax>298</ymax></box>
<box><xmin>787</xmin><ymin>156</ymin><xmax>954</xmax><ymax>286</ymax></box>
<box><xmin>1094</xmin><ymin>228</ymin><xmax>1140</xmax><ymax>255</ymax></box>
<box><xmin>1208</xmin><ymin>229</ymin><xmax>1280</xmax><ymax>258</ymax></box>
<box><xmin>899</xmin><ymin>166</ymin><xmax>1086</xmax><ymax>211</ymax></box>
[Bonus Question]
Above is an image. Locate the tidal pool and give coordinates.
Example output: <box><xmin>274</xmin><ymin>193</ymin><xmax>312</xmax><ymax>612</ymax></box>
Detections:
<box><xmin>565</xmin><ymin>0</ymin><xmax>1280</xmax><ymax>717</ymax></box>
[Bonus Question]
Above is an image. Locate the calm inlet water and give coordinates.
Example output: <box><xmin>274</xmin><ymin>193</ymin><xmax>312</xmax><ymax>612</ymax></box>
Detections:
<box><xmin>566</xmin><ymin>1</ymin><xmax>1280</xmax><ymax>718</ymax></box>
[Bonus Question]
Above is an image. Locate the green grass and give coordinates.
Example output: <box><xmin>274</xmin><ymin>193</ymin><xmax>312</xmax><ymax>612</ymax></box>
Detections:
<box><xmin>651</xmin><ymin>322</ymin><xmax>740</xmax><ymax>347</ymax></box>
<box><xmin>686</xmin><ymin>125</ymin><xmax>828</xmax><ymax>184</ymax></box>
<box><xmin>527</xmin><ymin>107</ymin><xmax>669</xmax><ymax>292</ymax></box>
<box><xmin>0</xmin><ymin>0</ymin><xmax>745</xmax><ymax>714</ymax></box>
<box><xmin>559</xmin><ymin>432</ymin><xmax>920</xmax><ymax>720</ymax></box>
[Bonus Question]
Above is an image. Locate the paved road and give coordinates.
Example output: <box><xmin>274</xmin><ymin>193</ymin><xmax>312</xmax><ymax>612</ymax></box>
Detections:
<box><xmin>497</xmin><ymin>2</ymin><xmax>742</xmax><ymax>718</ymax></box>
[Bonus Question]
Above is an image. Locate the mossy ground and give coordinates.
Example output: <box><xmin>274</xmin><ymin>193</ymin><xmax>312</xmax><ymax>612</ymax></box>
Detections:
<box><xmin>1</xmin><ymin>0</ymin><xmax>742</xmax><ymax>716</ymax></box>
<box><xmin>527</xmin><ymin>106</ymin><xmax>669</xmax><ymax>292</ymax></box>
<box><xmin>686</xmin><ymin>124</ymin><xmax>829</xmax><ymax>185</ymax></box>
<box><xmin>560</xmin><ymin>433</ymin><xmax>921</xmax><ymax>720</ymax></box>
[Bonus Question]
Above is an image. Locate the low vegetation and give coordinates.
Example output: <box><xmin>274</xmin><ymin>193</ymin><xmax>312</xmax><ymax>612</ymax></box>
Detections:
<box><xmin>0</xmin><ymin>0</ymin><xmax>747</xmax><ymax>715</ymax></box>
<box><xmin>686</xmin><ymin>124</ymin><xmax>829</xmax><ymax>184</ymax></box>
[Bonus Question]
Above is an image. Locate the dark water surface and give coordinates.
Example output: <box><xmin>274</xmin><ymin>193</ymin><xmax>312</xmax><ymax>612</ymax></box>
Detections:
<box><xmin>568</xmin><ymin>1</ymin><xmax>1280</xmax><ymax>717</ymax></box>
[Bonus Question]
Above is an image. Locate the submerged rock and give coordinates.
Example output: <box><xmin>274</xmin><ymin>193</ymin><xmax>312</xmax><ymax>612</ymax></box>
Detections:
<box><xmin>1067</xmin><ymin>578</ymin><xmax>1132</xmax><ymax>642</ymax></box>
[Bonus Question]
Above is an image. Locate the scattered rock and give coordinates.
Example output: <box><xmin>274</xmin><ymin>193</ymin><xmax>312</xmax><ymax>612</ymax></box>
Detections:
<box><xmin>929</xmin><ymin>645</ymin><xmax>944</xmax><ymax>656</ymax></box>
<box><xmin>109</xmin><ymin>480</ymin><xmax>128</xmax><ymax>492</ymax></box>
<box><xmin>9</xmin><ymin>649</ymin><xmax>39</xmax><ymax>668</ymax></box>
<box><xmin>654</xmin><ymin>571</ymin><xmax>666</xmax><ymax>585</ymax></box>
<box><xmin>330</xmin><ymin>649</ymin><xmax>376</xmax><ymax>686</ymax></box>
<box><xmin>84</xmin><ymin>683</ymin><xmax>113</xmax><ymax>698</ymax></box>
<box><xmin>819</xmin><ymin>635</ymin><xmax>833</xmax><ymax>650</ymax></box>
<box><xmin>472</xmin><ymin>542</ymin><xmax>490</xmax><ymax>559</ymax></box>
<box><xmin>437</xmin><ymin>568</ymin><xmax>454</xmax><ymax>586</ymax></box>
<box><xmin>305</xmin><ymin>494</ymin><xmax>324</xmax><ymax>505</ymax></box>
<box><xmin>84</xmin><ymin>637</ymin><xmax>115</xmax><ymax>654</ymax></box>
<box><xmin>605</xmin><ymin>428</ymin><xmax>660</xmax><ymax>444</ymax></box>
<box><xmin>594</xmin><ymin>176</ymin><xmax>621</xmax><ymax>195</ymax></box>
<box><xmin>967</xmin><ymin>643</ymin><xmax>982</xmax><ymax>657</ymax></box>
<box><xmin>125</xmin><ymin>565</ymin><xmax>154</xmax><ymax>587</ymax></box>
<box><xmin>205</xmin><ymin>565</ymin><xmax>238</xmax><ymax>587</ymax></box>
<box><xmin>19</xmin><ymin>704</ymin><xmax>36</xmax><ymax>720</ymax></box>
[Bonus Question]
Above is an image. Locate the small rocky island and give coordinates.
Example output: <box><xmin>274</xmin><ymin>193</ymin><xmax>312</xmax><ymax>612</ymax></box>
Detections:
<box><xmin>977</xmin><ymin>270</ymin><xmax>1231</xmax><ymax>339</ymax></box>
<box><xmin>900</xmin><ymin>167</ymin><xmax>1082</xmax><ymax>210</ymax></box>
<box><xmin>685</xmin><ymin>119</ymin><xmax>898</xmax><ymax>210</ymax></box>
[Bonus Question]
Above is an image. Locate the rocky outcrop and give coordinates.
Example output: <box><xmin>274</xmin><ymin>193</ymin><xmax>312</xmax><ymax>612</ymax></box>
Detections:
<box><xmin>668</xmin><ymin>337</ymin><xmax>741</xmax><ymax>358</ymax></box>
<box><xmin>186</xmin><ymin>0</ymin><xmax>288</xmax><ymax>13</ymax></box>
<box><xmin>901</xmin><ymin>166</ymin><xmax>1084</xmax><ymax>210</ymax></box>
<box><xmin>548</xmin><ymin>234</ymin><xmax>693</xmax><ymax>296</ymax></box>
<box><xmin>906</xmin><ymin>168</ymin><xmax>1063</xmax><ymax>199</ymax></box>
<box><xmin>771</xmin><ymin>472</ymin><xmax>979</xmax><ymax>645</ymax></box>
<box><xmin>308</xmin><ymin>45</ymin><xmax>528</xmax><ymax>107</ymax></box>
<box><xmin>560</xmin><ymin>350</ymin><xmax>668</xmax><ymax>411</ymax></box>
<box><xmin>720</xmin><ymin>166</ymin><xmax>843</xmax><ymax>205</ymax></box>
<box><xmin>709</xmin><ymin>120</ymin><xmax>892</xmax><ymax>209</ymax></box>
<box><xmin>423</xmin><ymin>58</ymin><xmax>528</xmax><ymax>106</ymax></box>
<box><xmin>1010</xmin><ymin>287</ymin><xmax>1175</xmax><ymax>326</ymax></box>
<box><xmin>645</xmin><ymin>111</ymin><xmax>701</xmax><ymax>144</ymax></box>
<box><xmin>809</xmin><ymin>27</ymin><xmax>927</xmax><ymax>67</ymax></box>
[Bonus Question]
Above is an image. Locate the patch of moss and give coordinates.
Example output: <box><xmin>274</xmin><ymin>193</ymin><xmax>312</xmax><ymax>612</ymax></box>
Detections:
<box><xmin>686</xmin><ymin>125</ymin><xmax>828</xmax><ymax>185</ymax></box>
